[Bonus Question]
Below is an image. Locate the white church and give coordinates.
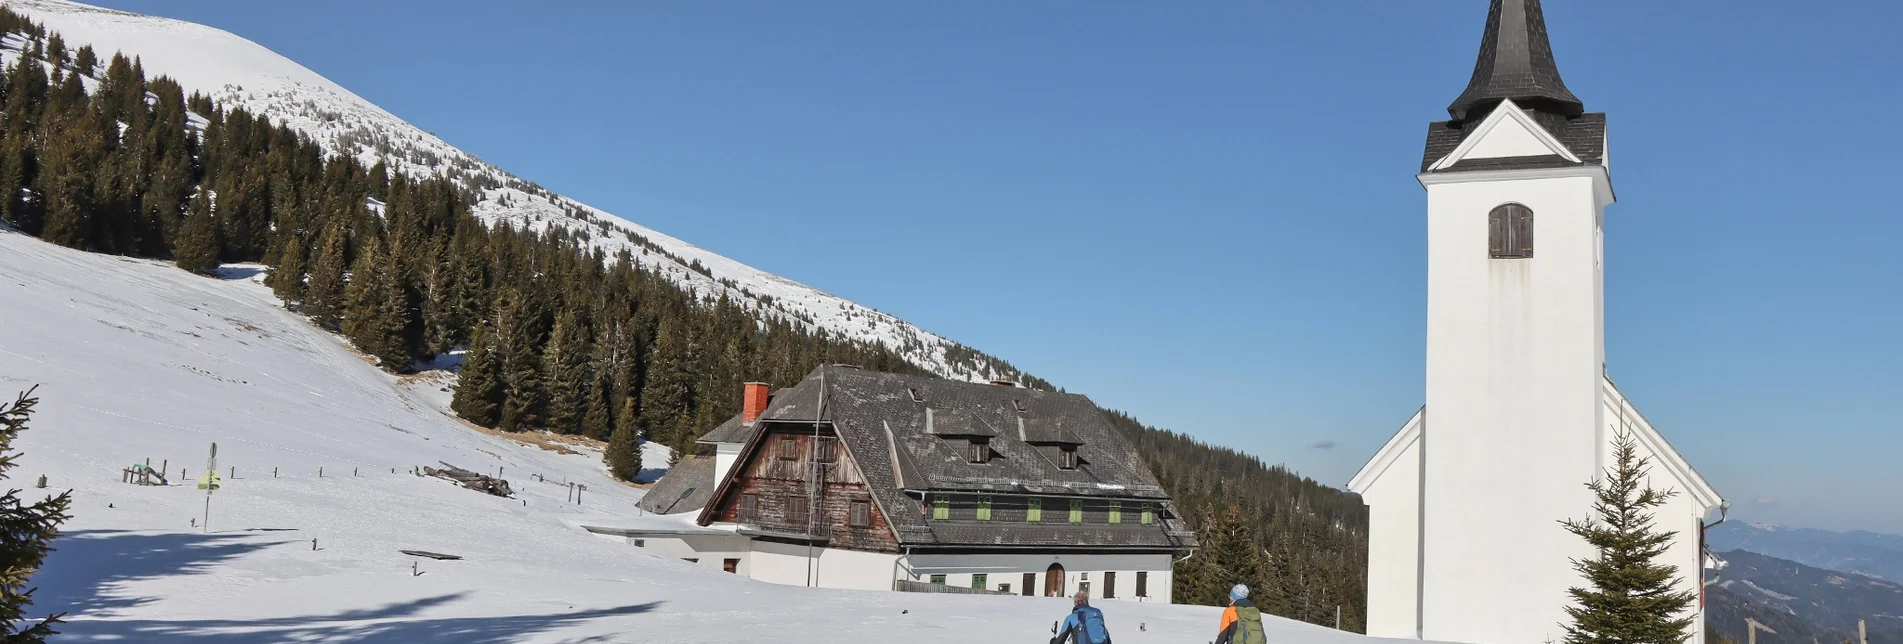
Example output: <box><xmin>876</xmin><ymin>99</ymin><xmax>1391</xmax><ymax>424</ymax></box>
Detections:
<box><xmin>1347</xmin><ymin>2</ymin><xmax>1728</xmax><ymax>644</ymax></box>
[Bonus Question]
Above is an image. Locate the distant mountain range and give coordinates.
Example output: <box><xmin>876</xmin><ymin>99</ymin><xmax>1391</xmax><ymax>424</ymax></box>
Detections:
<box><xmin>1710</xmin><ymin>522</ymin><xmax>1903</xmax><ymax>586</ymax></box>
<box><xmin>1707</xmin><ymin>549</ymin><xmax>1903</xmax><ymax>644</ymax></box>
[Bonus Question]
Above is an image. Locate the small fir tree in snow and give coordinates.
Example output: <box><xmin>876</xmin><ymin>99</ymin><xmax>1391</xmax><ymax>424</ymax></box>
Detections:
<box><xmin>1559</xmin><ymin>432</ymin><xmax>1698</xmax><ymax>644</ymax></box>
<box><xmin>173</xmin><ymin>187</ymin><xmax>221</xmax><ymax>274</ymax></box>
<box><xmin>0</xmin><ymin>387</ymin><xmax>74</xmax><ymax>642</ymax></box>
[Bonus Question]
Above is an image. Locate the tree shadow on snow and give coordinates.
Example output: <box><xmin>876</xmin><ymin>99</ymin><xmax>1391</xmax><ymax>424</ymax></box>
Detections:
<box><xmin>35</xmin><ymin>530</ymin><xmax>665</xmax><ymax>642</ymax></box>
<box><xmin>34</xmin><ymin>529</ymin><xmax>294</xmax><ymax>616</ymax></box>
<box><xmin>54</xmin><ymin>596</ymin><xmax>663</xmax><ymax>643</ymax></box>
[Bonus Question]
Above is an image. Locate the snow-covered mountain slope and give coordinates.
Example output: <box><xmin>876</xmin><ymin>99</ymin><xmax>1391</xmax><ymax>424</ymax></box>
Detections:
<box><xmin>1</xmin><ymin>229</ymin><xmax>1403</xmax><ymax>642</ymax></box>
<box><xmin>4</xmin><ymin>0</ymin><xmax>1027</xmax><ymax>385</ymax></box>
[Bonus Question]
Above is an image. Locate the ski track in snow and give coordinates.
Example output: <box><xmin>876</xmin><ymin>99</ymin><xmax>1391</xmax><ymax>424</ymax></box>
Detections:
<box><xmin>4</xmin><ymin>0</ymin><xmax>1024</xmax><ymax>386</ymax></box>
<box><xmin>0</xmin><ymin>229</ymin><xmax>1422</xmax><ymax>642</ymax></box>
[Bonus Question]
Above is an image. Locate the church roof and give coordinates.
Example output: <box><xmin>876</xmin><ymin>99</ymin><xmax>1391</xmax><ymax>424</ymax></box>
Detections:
<box><xmin>1446</xmin><ymin>0</ymin><xmax>1583</xmax><ymax>123</ymax></box>
<box><xmin>1422</xmin><ymin>0</ymin><xmax>1605</xmax><ymax>174</ymax></box>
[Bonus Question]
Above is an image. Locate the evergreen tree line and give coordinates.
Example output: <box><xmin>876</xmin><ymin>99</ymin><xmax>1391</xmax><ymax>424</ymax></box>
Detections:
<box><xmin>0</xmin><ymin>9</ymin><xmax>1377</xmax><ymax>626</ymax></box>
<box><xmin>0</xmin><ymin>8</ymin><xmax>928</xmax><ymax>480</ymax></box>
<box><xmin>1107</xmin><ymin>411</ymin><xmax>1371</xmax><ymax>632</ymax></box>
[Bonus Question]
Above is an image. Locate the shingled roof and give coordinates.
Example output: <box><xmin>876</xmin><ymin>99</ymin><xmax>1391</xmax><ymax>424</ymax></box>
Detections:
<box><xmin>635</xmin><ymin>455</ymin><xmax>716</xmax><ymax>515</ymax></box>
<box><xmin>1422</xmin><ymin>0</ymin><xmax>1606</xmax><ymax>174</ymax></box>
<box><xmin>698</xmin><ymin>365</ymin><xmax>1194</xmax><ymax>550</ymax></box>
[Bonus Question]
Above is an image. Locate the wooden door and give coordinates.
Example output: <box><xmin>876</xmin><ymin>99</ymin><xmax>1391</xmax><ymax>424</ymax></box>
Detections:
<box><xmin>1044</xmin><ymin>563</ymin><xmax>1065</xmax><ymax>597</ymax></box>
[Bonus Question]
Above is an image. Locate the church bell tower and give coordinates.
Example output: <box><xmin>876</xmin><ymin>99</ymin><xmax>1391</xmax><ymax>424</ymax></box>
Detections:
<box><xmin>1419</xmin><ymin>0</ymin><xmax>1613</xmax><ymax>642</ymax></box>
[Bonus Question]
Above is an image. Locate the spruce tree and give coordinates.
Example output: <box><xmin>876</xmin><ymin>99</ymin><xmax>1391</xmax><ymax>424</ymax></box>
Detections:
<box><xmin>1560</xmin><ymin>433</ymin><xmax>1698</xmax><ymax>644</ymax></box>
<box><xmin>541</xmin><ymin>310</ymin><xmax>590</xmax><ymax>434</ymax></box>
<box><xmin>71</xmin><ymin>45</ymin><xmax>96</xmax><ymax>77</ymax></box>
<box><xmin>342</xmin><ymin>236</ymin><xmax>410</xmax><ymax>371</ymax></box>
<box><xmin>495</xmin><ymin>291</ymin><xmax>545</xmax><ymax>431</ymax></box>
<box><xmin>0</xmin><ymin>387</ymin><xmax>74</xmax><ymax>642</ymax></box>
<box><xmin>605</xmin><ymin>413</ymin><xmax>644</xmax><ymax>482</ymax></box>
<box><xmin>450</xmin><ymin>322</ymin><xmax>503</xmax><ymax>427</ymax></box>
<box><xmin>302</xmin><ymin>220</ymin><xmax>348</xmax><ymax>329</ymax></box>
<box><xmin>270</xmin><ymin>230</ymin><xmax>308</xmax><ymax>305</ymax></box>
<box><xmin>580</xmin><ymin>337</ymin><xmax>615</xmax><ymax>440</ymax></box>
<box><xmin>172</xmin><ymin>187</ymin><xmax>222</xmax><ymax>274</ymax></box>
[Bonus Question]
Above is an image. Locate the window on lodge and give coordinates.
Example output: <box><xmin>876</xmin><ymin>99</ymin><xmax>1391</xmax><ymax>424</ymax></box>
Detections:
<box><xmin>1141</xmin><ymin>503</ymin><xmax>1154</xmax><ymax>525</ymax></box>
<box><xmin>1027</xmin><ymin>498</ymin><xmax>1042</xmax><ymax>522</ymax></box>
<box><xmin>977</xmin><ymin>496</ymin><xmax>992</xmax><ymax>521</ymax></box>
<box><xmin>778</xmin><ymin>436</ymin><xmax>798</xmax><ymax>460</ymax></box>
<box><xmin>932</xmin><ymin>496</ymin><xmax>950</xmax><ymax>520</ymax></box>
<box><xmin>1069</xmin><ymin>499</ymin><xmax>1084</xmax><ymax>523</ymax></box>
<box><xmin>1489</xmin><ymin>202</ymin><xmax>1534</xmax><ymax>259</ymax></box>
<box><xmin>929</xmin><ymin>574</ymin><xmax>946</xmax><ymax>585</ymax></box>
<box><xmin>849</xmin><ymin>500</ymin><xmax>870</xmax><ymax>527</ymax></box>
<box><xmin>967</xmin><ymin>439</ymin><xmax>989</xmax><ymax>464</ymax></box>
<box><xmin>972</xmin><ymin>573</ymin><xmax>988</xmax><ymax>590</ymax></box>
<box><xmin>1058</xmin><ymin>447</ymin><xmax>1077</xmax><ymax>470</ymax></box>
<box><xmin>1108</xmin><ymin>500</ymin><xmax>1121</xmax><ymax>524</ymax></box>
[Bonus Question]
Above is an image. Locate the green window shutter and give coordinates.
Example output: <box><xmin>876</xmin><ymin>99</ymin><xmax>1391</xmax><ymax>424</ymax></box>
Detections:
<box><xmin>1027</xmin><ymin>498</ymin><xmax>1042</xmax><ymax>522</ymax></box>
<box><xmin>977</xmin><ymin>496</ymin><xmax>992</xmax><ymax>521</ymax></box>
<box><xmin>1069</xmin><ymin>499</ymin><xmax>1083</xmax><ymax>523</ymax></box>
<box><xmin>932</xmin><ymin>497</ymin><xmax>949</xmax><ymax>520</ymax></box>
<box><xmin>1142</xmin><ymin>503</ymin><xmax>1155</xmax><ymax>525</ymax></box>
<box><xmin>1108</xmin><ymin>500</ymin><xmax>1121</xmax><ymax>524</ymax></box>
<box><xmin>972</xmin><ymin>573</ymin><xmax>987</xmax><ymax>589</ymax></box>
<box><xmin>930</xmin><ymin>574</ymin><xmax>946</xmax><ymax>585</ymax></box>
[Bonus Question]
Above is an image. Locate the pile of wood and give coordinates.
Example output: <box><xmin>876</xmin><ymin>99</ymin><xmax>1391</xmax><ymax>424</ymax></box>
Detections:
<box><xmin>422</xmin><ymin>462</ymin><xmax>513</xmax><ymax>498</ymax></box>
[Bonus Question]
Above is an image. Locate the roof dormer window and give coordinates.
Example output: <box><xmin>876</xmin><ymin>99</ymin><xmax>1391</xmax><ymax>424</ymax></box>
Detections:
<box><xmin>1058</xmin><ymin>447</ymin><xmax>1077</xmax><ymax>470</ymax></box>
<box><xmin>908</xmin><ymin>387</ymin><xmax>924</xmax><ymax>403</ymax></box>
<box><xmin>967</xmin><ymin>439</ymin><xmax>989</xmax><ymax>464</ymax></box>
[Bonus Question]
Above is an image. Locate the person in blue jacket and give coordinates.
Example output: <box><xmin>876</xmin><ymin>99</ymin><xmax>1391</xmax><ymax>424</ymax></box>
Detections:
<box><xmin>1053</xmin><ymin>590</ymin><xmax>1112</xmax><ymax>644</ymax></box>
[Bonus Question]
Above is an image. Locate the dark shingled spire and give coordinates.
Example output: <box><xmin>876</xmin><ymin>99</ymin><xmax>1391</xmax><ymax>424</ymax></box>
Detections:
<box><xmin>1447</xmin><ymin>0</ymin><xmax>1583</xmax><ymax>123</ymax></box>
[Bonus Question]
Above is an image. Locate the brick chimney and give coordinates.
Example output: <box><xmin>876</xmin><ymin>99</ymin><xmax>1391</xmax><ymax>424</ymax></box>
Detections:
<box><xmin>743</xmin><ymin>382</ymin><xmax>771</xmax><ymax>425</ymax></box>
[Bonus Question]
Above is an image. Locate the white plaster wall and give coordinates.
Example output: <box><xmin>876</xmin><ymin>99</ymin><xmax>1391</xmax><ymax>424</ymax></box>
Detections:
<box><xmin>904</xmin><ymin>553</ymin><xmax>1175</xmax><ymax>603</ymax></box>
<box><xmin>623</xmin><ymin>535</ymin><xmax>752</xmax><ymax>575</ymax></box>
<box><xmin>714</xmin><ymin>442</ymin><xmax>742</xmax><ymax>485</ymax></box>
<box><xmin>1361</xmin><ymin>426</ymin><xmax>1422</xmax><ymax>639</ymax></box>
<box><xmin>748</xmin><ymin>540</ymin><xmax>899</xmax><ymax>591</ymax></box>
<box><xmin>1420</xmin><ymin>169</ymin><xmax>1610</xmax><ymax>644</ymax></box>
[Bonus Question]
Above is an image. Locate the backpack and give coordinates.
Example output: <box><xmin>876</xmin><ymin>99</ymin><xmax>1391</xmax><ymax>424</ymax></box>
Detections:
<box><xmin>1233</xmin><ymin>606</ymin><xmax>1266</xmax><ymax>644</ymax></box>
<box><xmin>1076</xmin><ymin>606</ymin><xmax>1111</xmax><ymax>644</ymax></box>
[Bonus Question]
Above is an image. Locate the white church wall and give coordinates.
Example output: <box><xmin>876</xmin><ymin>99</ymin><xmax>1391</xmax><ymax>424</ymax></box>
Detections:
<box><xmin>1359</xmin><ymin>414</ymin><xmax>1423</xmax><ymax>639</ymax></box>
<box><xmin>1418</xmin><ymin>168</ymin><xmax>1612</xmax><ymax>644</ymax></box>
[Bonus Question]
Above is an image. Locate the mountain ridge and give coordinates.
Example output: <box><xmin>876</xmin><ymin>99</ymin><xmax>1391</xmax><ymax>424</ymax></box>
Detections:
<box><xmin>3</xmin><ymin>0</ymin><xmax>1037</xmax><ymax>387</ymax></box>
<box><xmin>1711</xmin><ymin>522</ymin><xmax>1903</xmax><ymax>586</ymax></box>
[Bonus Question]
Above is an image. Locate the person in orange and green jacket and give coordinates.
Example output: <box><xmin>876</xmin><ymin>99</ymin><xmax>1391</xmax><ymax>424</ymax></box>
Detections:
<box><xmin>1214</xmin><ymin>584</ymin><xmax>1266</xmax><ymax>644</ymax></box>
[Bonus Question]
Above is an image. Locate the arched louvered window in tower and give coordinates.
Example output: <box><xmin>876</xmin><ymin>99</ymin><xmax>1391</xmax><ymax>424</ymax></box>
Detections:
<box><xmin>1489</xmin><ymin>203</ymin><xmax>1534</xmax><ymax>259</ymax></box>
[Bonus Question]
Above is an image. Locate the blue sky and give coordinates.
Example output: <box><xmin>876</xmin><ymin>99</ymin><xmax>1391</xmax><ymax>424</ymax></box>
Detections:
<box><xmin>90</xmin><ymin>1</ymin><xmax>1901</xmax><ymax>533</ymax></box>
